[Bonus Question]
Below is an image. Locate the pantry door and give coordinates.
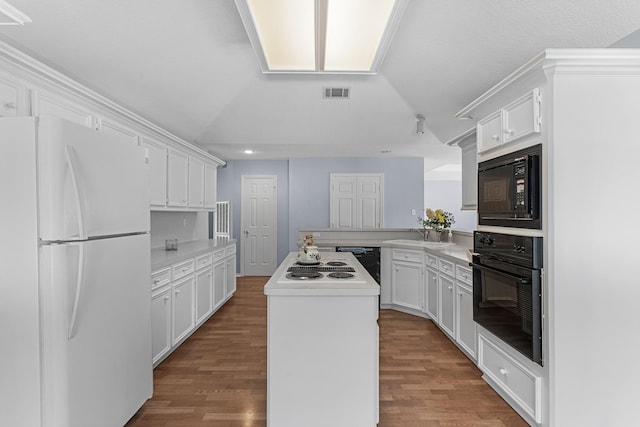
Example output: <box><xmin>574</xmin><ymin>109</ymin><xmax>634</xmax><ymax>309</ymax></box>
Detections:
<box><xmin>241</xmin><ymin>175</ymin><xmax>277</xmax><ymax>276</ymax></box>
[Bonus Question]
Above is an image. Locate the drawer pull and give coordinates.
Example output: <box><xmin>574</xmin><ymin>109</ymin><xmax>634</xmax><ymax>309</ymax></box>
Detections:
<box><xmin>447</xmin><ymin>285</ymin><xmax>453</xmax><ymax>290</ymax></box>
<box><xmin>175</xmin><ymin>289</ymin><xmax>181</xmax><ymax>295</ymax></box>
<box><xmin>4</xmin><ymin>102</ymin><xmax>16</xmax><ymax>109</ymax></box>
<box><xmin>182</xmin><ymin>268</ymin><xmax>188</xmax><ymax>272</ymax></box>
<box><xmin>164</xmin><ymin>295</ymin><xmax>170</xmax><ymax>302</ymax></box>
<box><xmin>499</xmin><ymin>368</ymin><xmax>508</xmax><ymax>376</ymax></box>
<box><xmin>153</xmin><ymin>279</ymin><xmax>160</xmax><ymax>284</ymax></box>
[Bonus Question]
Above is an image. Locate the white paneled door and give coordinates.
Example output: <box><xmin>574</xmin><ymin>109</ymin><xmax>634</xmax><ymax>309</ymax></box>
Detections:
<box><xmin>330</xmin><ymin>173</ymin><xmax>383</xmax><ymax>229</ymax></box>
<box><xmin>241</xmin><ymin>175</ymin><xmax>277</xmax><ymax>276</ymax></box>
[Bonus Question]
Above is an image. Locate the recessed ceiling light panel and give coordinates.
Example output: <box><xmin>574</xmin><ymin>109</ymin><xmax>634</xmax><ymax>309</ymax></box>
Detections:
<box><xmin>0</xmin><ymin>0</ymin><xmax>32</xmax><ymax>25</ymax></box>
<box><xmin>235</xmin><ymin>0</ymin><xmax>409</xmax><ymax>74</ymax></box>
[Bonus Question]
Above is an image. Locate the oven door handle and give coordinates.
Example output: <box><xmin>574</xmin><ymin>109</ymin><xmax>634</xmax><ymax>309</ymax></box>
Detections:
<box><xmin>470</xmin><ymin>262</ymin><xmax>531</xmax><ymax>284</ymax></box>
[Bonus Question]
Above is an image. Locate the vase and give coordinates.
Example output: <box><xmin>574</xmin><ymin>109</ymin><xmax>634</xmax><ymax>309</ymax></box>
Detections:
<box><xmin>428</xmin><ymin>229</ymin><xmax>443</xmax><ymax>242</ymax></box>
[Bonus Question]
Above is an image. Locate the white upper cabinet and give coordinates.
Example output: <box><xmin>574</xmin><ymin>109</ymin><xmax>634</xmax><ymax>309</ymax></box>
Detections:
<box><xmin>141</xmin><ymin>136</ymin><xmax>168</xmax><ymax>207</ymax></box>
<box><xmin>98</xmin><ymin>117</ymin><xmax>140</xmax><ymax>146</ymax></box>
<box><xmin>204</xmin><ymin>163</ymin><xmax>217</xmax><ymax>209</ymax></box>
<box><xmin>33</xmin><ymin>90</ymin><xmax>95</xmax><ymax>128</ymax></box>
<box><xmin>167</xmin><ymin>148</ymin><xmax>189</xmax><ymax>207</ymax></box>
<box><xmin>477</xmin><ymin>110</ymin><xmax>503</xmax><ymax>153</ymax></box>
<box><xmin>0</xmin><ymin>73</ymin><xmax>28</xmax><ymax>117</ymax></box>
<box><xmin>188</xmin><ymin>156</ymin><xmax>205</xmax><ymax>208</ymax></box>
<box><xmin>477</xmin><ymin>88</ymin><xmax>541</xmax><ymax>154</ymax></box>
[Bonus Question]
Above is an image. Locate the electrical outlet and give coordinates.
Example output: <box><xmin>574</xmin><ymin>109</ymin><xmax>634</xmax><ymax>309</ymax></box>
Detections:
<box><xmin>411</xmin><ymin>209</ymin><xmax>416</xmax><ymax>215</ymax></box>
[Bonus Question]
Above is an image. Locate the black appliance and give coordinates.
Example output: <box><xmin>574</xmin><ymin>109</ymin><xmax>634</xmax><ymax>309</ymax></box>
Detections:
<box><xmin>471</xmin><ymin>231</ymin><xmax>543</xmax><ymax>365</ymax></box>
<box><xmin>335</xmin><ymin>246</ymin><xmax>380</xmax><ymax>284</ymax></box>
<box><xmin>477</xmin><ymin>144</ymin><xmax>541</xmax><ymax>229</ymax></box>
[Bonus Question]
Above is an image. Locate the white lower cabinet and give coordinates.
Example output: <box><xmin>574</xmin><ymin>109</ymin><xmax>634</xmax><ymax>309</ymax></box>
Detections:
<box><xmin>213</xmin><ymin>256</ymin><xmax>226</xmax><ymax>309</ymax></box>
<box><xmin>195</xmin><ymin>265</ymin><xmax>214</xmax><ymax>326</ymax></box>
<box><xmin>390</xmin><ymin>249</ymin><xmax>424</xmax><ymax>312</ymax></box>
<box><xmin>225</xmin><ymin>244</ymin><xmax>237</xmax><ymax>298</ymax></box>
<box><xmin>424</xmin><ymin>267</ymin><xmax>439</xmax><ymax>320</ymax></box>
<box><xmin>172</xmin><ymin>275</ymin><xmax>196</xmax><ymax>346</ymax></box>
<box><xmin>151</xmin><ymin>243</ymin><xmax>236</xmax><ymax>367</ymax></box>
<box><xmin>151</xmin><ymin>285</ymin><xmax>172</xmax><ymax>365</ymax></box>
<box><xmin>437</xmin><ymin>273</ymin><xmax>456</xmax><ymax>338</ymax></box>
<box><xmin>478</xmin><ymin>333</ymin><xmax>542</xmax><ymax>424</ymax></box>
<box><xmin>455</xmin><ymin>264</ymin><xmax>476</xmax><ymax>360</ymax></box>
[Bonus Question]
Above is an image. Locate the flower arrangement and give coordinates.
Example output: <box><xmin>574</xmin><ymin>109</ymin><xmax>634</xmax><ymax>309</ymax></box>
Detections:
<box><xmin>418</xmin><ymin>208</ymin><xmax>455</xmax><ymax>232</ymax></box>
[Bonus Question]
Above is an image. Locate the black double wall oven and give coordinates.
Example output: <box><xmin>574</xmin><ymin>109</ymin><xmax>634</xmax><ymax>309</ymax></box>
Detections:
<box><xmin>472</xmin><ymin>232</ymin><xmax>543</xmax><ymax>365</ymax></box>
<box><xmin>473</xmin><ymin>144</ymin><xmax>543</xmax><ymax>366</ymax></box>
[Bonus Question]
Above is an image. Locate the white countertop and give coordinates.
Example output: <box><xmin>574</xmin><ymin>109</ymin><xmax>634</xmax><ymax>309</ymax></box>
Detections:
<box><xmin>381</xmin><ymin>239</ymin><xmax>472</xmax><ymax>264</ymax></box>
<box><xmin>151</xmin><ymin>238</ymin><xmax>236</xmax><ymax>271</ymax></box>
<box><xmin>264</xmin><ymin>252</ymin><xmax>380</xmax><ymax>296</ymax></box>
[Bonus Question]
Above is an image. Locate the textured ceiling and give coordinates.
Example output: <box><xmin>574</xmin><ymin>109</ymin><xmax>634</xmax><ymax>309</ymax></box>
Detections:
<box><xmin>1</xmin><ymin>0</ymin><xmax>640</xmax><ymax>167</ymax></box>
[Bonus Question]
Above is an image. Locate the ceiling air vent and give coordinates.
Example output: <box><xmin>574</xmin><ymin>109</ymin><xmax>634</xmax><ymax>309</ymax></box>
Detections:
<box><xmin>323</xmin><ymin>87</ymin><xmax>350</xmax><ymax>99</ymax></box>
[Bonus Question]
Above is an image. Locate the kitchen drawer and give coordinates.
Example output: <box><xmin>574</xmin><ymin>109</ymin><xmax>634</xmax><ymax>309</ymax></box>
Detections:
<box><xmin>225</xmin><ymin>244</ymin><xmax>236</xmax><ymax>257</ymax></box>
<box><xmin>195</xmin><ymin>253</ymin><xmax>213</xmax><ymax>270</ymax></box>
<box><xmin>425</xmin><ymin>253</ymin><xmax>438</xmax><ymax>269</ymax></box>
<box><xmin>456</xmin><ymin>264</ymin><xmax>472</xmax><ymax>285</ymax></box>
<box><xmin>172</xmin><ymin>259</ymin><xmax>195</xmax><ymax>281</ymax></box>
<box><xmin>439</xmin><ymin>258</ymin><xmax>455</xmax><ymax>277</ymax></box>
<box><xmin>392</xmin><ymin>249</ymin><xmax>423</xmax><ymax>264</ymax></box>
<box><xmin>213</xmin><ymin>248</ymin><xmax>225</xmax><ymax>262</ymax></box>
<box><xmin>151</xmin><ymin>267</ymin><xmax>171</xmax><ymax>290</ymax></box>
<box><xmin>478</xmin><ymin>334</ymin><xmax>541</xmax><ymax>423</ymax></box>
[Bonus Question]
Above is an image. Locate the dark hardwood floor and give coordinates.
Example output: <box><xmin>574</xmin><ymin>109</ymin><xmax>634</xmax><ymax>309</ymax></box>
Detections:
<box><xmin>126</xmin><ymin>276</ymin><xmax>527</xmax><ymax>427</ymax></box>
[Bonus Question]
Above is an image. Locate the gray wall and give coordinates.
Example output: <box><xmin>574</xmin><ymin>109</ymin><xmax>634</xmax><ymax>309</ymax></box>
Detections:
<box><xmin>424</xmin><ymin>180</ymin><xmax>477</xmax><ymax>232</ymax></box>
<box><xmin>217</xmin><ymin>157</ymin><xmax>424</xmax><ymax>268</ymax></box>
<box><xmin>288</xmin><ymin>157</ymin><xmax>424</xmax><ymax>251</ymax></box>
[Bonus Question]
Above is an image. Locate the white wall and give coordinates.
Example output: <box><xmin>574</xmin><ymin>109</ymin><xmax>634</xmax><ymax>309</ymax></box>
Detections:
<box><xmin>150</xmin><ymin>211</ymin><xmax>210</xmax><ymax>248</ymax></box>
<box><xmin>423</xmin><ymin>179</ymin><xmax>476</xmax><ymax>232</ymax></box>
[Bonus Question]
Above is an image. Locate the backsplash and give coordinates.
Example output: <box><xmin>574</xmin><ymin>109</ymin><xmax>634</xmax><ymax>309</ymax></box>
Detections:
<box><xmin>150</xmin><ymin>211</ymin><xmax>210</xmax><ymax>248</ymax></box>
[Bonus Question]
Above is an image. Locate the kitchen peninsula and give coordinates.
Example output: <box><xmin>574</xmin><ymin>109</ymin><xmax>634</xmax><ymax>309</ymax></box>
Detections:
<box><xmin>264</xmin><ymin>252</ymin><xmax>380</xmax><ymax>427</ymax></box>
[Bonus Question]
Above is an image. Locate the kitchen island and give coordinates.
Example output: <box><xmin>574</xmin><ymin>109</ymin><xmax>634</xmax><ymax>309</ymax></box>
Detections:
<box><xmin>264</xmin><ymin>252</ymin><xmax>380</xmax><ymax>427</ymax></box>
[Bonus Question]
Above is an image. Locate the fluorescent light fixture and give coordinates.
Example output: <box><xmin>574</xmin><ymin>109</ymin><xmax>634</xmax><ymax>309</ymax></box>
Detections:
<box><xmin>243</xmin><ymin>149</ymin><xmax>254</xmax><ymax>154</ymax></box>
<box><xmin>235</xmin><ymin>0</ymin><xmax>409</xmax><ymax>73</ymax></box>
<box><xmin>0</xmin><ymin>0</ymin><xmax>31</xmax><ymax>25</ymax></box>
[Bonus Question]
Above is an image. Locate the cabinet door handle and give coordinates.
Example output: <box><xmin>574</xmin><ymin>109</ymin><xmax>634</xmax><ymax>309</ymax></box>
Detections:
<box><xmin>153</xmin><ymin>279</ymin><xmax>160</xmax><ymax>284</ymax></box>
<box><xmin>504</xmin><ymin>128</ymin><xmax>514</xmax><ymax>136</ymax></box>
<box><xmin>491</xmin><ymin>134</ymin><xmax>500</xmax><ymax>141</ymax></box>
<box><xmin>164</xmin><ymin>295</ymin><xmax>170</xmax><ymax>302</ymax></box>
<box><xmin>499</xmin><ymin>368</ymin><xmax>508</xmax><ymax>376</ymax></box>
<box><xmin>4</xmin><ymin>102</ymin><xmax>16</xmax><ymax>109</ymax></box>
<box><xmin>175</xmin><ymin>289</ymin><xmax>181</xmax><ymax>295</ymax></box>
<box><xmin>447</xmin><ymin>285</ymin><xmax>453</xmax><ymax>290</ymax></box>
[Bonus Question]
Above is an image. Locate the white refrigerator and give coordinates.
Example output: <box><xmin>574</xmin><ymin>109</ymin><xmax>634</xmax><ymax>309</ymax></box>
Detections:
<box><xmin>0</xmin><ymin>116</ymin><xmax>153</xmax><ymax>427</ymax></box>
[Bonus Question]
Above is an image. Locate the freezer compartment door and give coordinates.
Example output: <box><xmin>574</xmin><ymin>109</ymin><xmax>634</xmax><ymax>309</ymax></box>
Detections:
<box><xmin>37</xmin><ymin>116</ymin><xmax>149</xmax><ymax>241</ymax></box>
<box><xmin>40</xmin><ymin>234</ymin><xmax>152</xmax><ymax>427</ymax></box>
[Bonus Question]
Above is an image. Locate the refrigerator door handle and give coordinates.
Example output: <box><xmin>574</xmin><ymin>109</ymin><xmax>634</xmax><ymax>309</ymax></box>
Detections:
<box><xmin>65</xmin><ymin>145</ymin><xmax>87</xmax><ymax>240</ymax></box>
<box><xmin>68</xmin><ymin>241</ymin><xmax>86</xmax><ymax>339</ymax></box>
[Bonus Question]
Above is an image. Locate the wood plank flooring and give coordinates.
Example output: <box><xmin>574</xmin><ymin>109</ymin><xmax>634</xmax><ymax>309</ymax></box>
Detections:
<box><xmin>126</xmin><ymin>276</ymin><xmax>527</xmax><ymax>427</ymax></box>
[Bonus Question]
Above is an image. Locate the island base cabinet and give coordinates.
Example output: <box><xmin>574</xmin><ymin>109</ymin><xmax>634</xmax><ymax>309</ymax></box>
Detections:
<box><xmin>267</xmin><ymin>295</ymin><xmax>378</xmax><ymax>427</ymax></box>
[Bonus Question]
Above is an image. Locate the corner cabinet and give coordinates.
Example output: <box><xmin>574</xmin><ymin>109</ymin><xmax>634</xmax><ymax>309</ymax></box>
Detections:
<box><xmin>390</xmin><ymin>249</ymin><xmax>424</xmax><ymax>313</ymax></box>
<box><xmin>382</xmin><ymin>243</ymin><xmax>477</xmax><ymax>362</ymax></box>
<box><xmin>151</xmin><ymin>242</ymin><xmax>236</xmax><ymax>367</ymax></box>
